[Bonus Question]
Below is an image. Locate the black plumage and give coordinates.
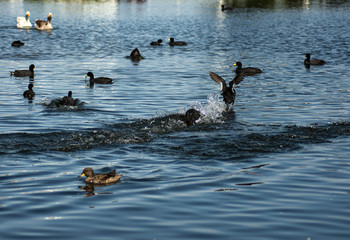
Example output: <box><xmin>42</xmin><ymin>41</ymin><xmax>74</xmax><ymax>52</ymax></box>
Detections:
<box><xmin>169</xmin><ymin>37</ymin><xmax>187</xmax><ymax>46</ymax></box>
<box><xmin>184</xmin><ymin>109</ymin><xmax>201</xmax><ymax>126</ymax></box>
<box><xmin>221</xmin><ymin>5</ymin><xmax>233</xmax><ymax>11</ymax></box>
<box><xmin>304</xmin><ymin>53</ymin><xmax>325</xmax><ymax>67</ymax></box>
<box><xmin>11</xmin><ymin>40</ymin><xmax>25</xmax><ymax>47</ymax></box>
<box><xmin>55</xmin><ymin>91</ymin><xmax>79</xmax><ymax>107</ymax></box>
<box><xmin>209</xmin><ymin>71</ymin><xmax>244</xmax><ymax>109</ymax></box>
<box><xmin>126</xmin><ymin>48</ymin><xmax>144</xmax><ymax>61</ymax></box>
<box><xmin>234</xmin><ymin>61</ymin><xmax>262</xmax><ymax>76</ymax></box>
<box><xmin>85</xmin><ymin>72</ymin><xmax>113</xmax><ymax>87</ymax></box>
<box><xmin>150</xmin><ymin>39</ymin><xmax>163</xmax><ymax>46</ymax></box>
<box><xmin>23</xmin><ymin>83</ymin><xmax>35</xmax><ymax>99</ymax></box>
<box><xmin>10</xmin><ymin>64</ymin><xmax>35</xmax><ymax>77</ymax></box>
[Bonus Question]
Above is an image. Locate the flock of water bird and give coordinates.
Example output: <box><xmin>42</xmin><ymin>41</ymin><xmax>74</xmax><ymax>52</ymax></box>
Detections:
<box><xmin>16</xmin><ymin>11</ymin><xmax>53</xmax><ymax>30</ymax></box>
<box><xmin>10</xmin><ymin>9</ymin><xmax>326</xmax><ymax>184</ymax></box>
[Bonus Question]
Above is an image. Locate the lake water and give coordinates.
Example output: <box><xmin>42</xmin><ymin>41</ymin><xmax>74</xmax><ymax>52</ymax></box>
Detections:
<box><xmin>1</xmin><ymin>0</ymin><xmax>350</xmax><ymax>239</ymax></box>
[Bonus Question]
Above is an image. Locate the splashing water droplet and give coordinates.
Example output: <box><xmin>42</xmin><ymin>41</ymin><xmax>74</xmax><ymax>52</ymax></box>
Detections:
<box><xmin>190</xmin><ymin>93</ymin><xmax>227</xmax><ymax>124</ymax></box>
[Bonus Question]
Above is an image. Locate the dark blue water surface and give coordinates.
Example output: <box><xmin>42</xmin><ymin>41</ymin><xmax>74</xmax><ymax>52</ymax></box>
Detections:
<box><xmin>1</xmin><ymin>0</ymin><xmax>350</xmax><ymax>239</ymax></box>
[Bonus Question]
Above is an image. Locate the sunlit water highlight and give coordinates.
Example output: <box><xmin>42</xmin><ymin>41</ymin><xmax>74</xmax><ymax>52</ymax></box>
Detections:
<box><xmin>1</xmin><ymin>0</ymin><xmax>350</xmax><ymax>239</ymax></box>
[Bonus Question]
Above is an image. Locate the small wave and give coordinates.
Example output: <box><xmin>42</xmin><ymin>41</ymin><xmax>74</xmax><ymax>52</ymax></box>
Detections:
<box><xmin>0</xmin><ymin>105</ymin><xmax>349</xmax><ymax>156</ymax></box>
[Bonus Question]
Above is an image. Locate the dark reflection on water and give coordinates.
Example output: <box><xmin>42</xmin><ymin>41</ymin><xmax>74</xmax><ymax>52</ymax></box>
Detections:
<box><xmin>1</xmin><ymin>0</ymin><xmax>350</xmax><ymax>239</ymax></box>
<box><xmin>1</xmin><ymin>111</ymin><xmax>349</xmax><ymax>157</ymax></box>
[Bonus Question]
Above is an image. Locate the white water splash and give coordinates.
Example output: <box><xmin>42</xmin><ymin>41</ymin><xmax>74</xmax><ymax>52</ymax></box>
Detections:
<box><xmin>189</xmin><ymin>93</ymin><xmax>228</xmax><ymax>124</ymax></box>
<box><xmin>40</xmin><ymin>97</ymin><xmax>83</xmax><ymax>109</ymax></box>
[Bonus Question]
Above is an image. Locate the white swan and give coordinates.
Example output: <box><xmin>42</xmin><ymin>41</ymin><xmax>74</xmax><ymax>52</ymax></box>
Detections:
<box><xmin>17</xmin><ymin>11</ymin><xmax>32</xmax><ymax>28</ymax></box>
<box><xmin>35</xmin><ymin>13</ymin><xmax>53</xmax><ymax>30</ymax></box>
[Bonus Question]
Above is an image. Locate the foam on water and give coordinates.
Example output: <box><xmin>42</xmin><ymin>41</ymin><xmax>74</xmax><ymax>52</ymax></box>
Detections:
<box><xmin>1</xmin><ymin>1</ymin><xmax>350</xmax><ymax>239</ymax></box>
<box><xmin>189</xmin><ymin>93</ymin><xmax>228</xmax><ymax>124</ymax></box>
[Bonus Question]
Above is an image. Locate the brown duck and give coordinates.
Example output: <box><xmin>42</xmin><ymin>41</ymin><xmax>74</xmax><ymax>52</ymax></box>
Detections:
<box><xmin>79</xmin><ymin>168</ymin><xmax>123</xmax><ymax>184</ymax></box>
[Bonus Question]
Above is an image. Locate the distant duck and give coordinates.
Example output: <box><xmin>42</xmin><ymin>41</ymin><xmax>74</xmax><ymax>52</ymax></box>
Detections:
<box><xmin>79</xmin><ymin>168</ymin><xmax>123</xmax><ymax>184</ymax></box>
<box><xmin>11</xmin><ymin>40</ymin><xmax>25</xmax><ymax>47</ymax></box>
<box><xmin>55</xmin><ymin>91</ymin><xmax>79</xmax><ymax>107</ymax></box>
<box><xmin>17</xmin><ymin>11</ymin><xmax>32</xmax><ymax>28</ymax></box>
<box><xmin>209</xmin><ymin>71</ymin><xmax>244</xmax><ymax>109</ymax></box>
<box><xmin>125</xmin><ymin>48</ymin><xmax>144</xmax><ymax>61</ymax></box>
<box><xmin>234</xmin><ymin>61</ymin><xmax>263</xmax><ymax>76</ymax></box>
<box><xmin>304</xmin><ymin>53</ymin><xmax>325</xmax><ymax>67</ymax></box>
<box><xmin>221</xmin><ymin>5</ymin><xmax>234</xmax><ymax>11</ymax></box>
<box><xmin>150</xmin><ymin>39</ymin><xmax>163</xmax><ymax>46</ymax></box>
<box><xmin>10</xmin><ymin>64</ymin><xmax>35</xmax><ymax>77</ymax></box>
<box><xmin>23</xmin><ymin>83</ymin><xmax>35</xmax><ymax>99</ymax></box>
<box><xmin>35</xmin><ymin>13</ymin><xmax>53</xmax><ymax>30</ymax></box>
<box><xmin>85</xmin><ymin>72</ymin><xmax>113</xmax><ymax>87</ymax></box>
<box><xmin>168</xmin><ymin>37</ymin><xmax>187</xmax><ymax>46</ymax></box>
<box><xmin>183</xmin><ymin>109</ymin><xmax>201</xmax><ymax>126</ymax></box>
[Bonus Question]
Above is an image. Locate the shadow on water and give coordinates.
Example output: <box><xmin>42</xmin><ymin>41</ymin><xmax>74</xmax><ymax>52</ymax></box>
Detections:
<box><xmin>79</xmin><ymin>182</ymin><xmax>122</xmax><ymax>197</ymax></box>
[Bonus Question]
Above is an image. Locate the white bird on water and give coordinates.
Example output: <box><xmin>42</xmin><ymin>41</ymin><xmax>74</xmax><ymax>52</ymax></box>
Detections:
<box><xmin>35</xmin><ymin>13</ymin><xmax>53</xmax><ymax>30</ymax></box>
<box><xmin>17</xmin><ymin>11</ymin><xmax>32</xmax><ymax>28</ymax></box>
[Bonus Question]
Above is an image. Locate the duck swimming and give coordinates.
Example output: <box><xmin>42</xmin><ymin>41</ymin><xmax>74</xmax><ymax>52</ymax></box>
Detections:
<box><xmin>35</xmin><ymin>13</ymin><xmax>53</xmax><ymax>30</ymax></box>
<box><xmin>17</xmin><ymin>11</ymin><xmax>32</xmax><ymax>28</ymax></box>
<box><xmin>221</xmin><ymin>5</ymin><xmax>234</xmax><ymax>11</ymax></box>
<box><xmin>150</xmin><ymin>39</ymin><xmax>163</xmax><ymax>46</ymax></box>
<box><xmin>209</xmin><ymin>71</ymin><xmax>244</xmax><ymax>109</ymax></box>
<box><xmin>85</xmin><ymin>72</ymin><xmax>113</xmax><ymax>87</ymax></box>
<box><xmin>23</xmin><ymin>83</ymin><xmax>35</xmax><ymax>99</ymax></box>
<box><xmin>10</xmin><ymin>64</ymin><xmax>35</xmax><ymax>77</ymax></box>
<box><xmin>168</xmin><ymin>37</ymin><xmax>187</xmax><ymax>46</ymax></box>
<box><xmin>234</xmin><ymin>61</ymin><xmax>263</xmax><ymax>76</ymax></box>
<box><xmin>125</xmin><ymin>48</ymin><xmax>144</xmax><ymax>61</ymax></box>
<box><xmin>183</xmin><ymin>109</ymin><xmax>201</xmax><ymax>126</ymax></box>
<box><xmin>304</xmin><ymin>53</ymin><xmax>325</xmax><ymax>67</ymax></box>
<box><xmin>55</xmin><ymin>91</ymin><xmax>79</xmax><ymax>107</ymax></box>
<box><xmin>11</xmin><ymin>40</ymin><xmax>25</xmax><ymax>47</ymax></box>
<box><xmin>79</xmin><ymin>168</ymin><xmax>123</xmax><ymax>184</ymax></box>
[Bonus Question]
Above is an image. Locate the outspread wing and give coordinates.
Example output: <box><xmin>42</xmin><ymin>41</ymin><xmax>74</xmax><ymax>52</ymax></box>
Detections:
<box><xmin>230</xmin><ymin>71</ymin><xmax>244</xmax><ymax>87</ymax></box>
<box><xmin>209</xmin><ymin>71</ymin><xmax>227</xmax><ymax>91</ymax></box>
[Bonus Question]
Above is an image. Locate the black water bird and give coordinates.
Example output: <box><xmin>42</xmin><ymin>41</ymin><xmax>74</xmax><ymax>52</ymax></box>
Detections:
<box><xmin>23</xmin><ymin>83</ymin><xmax>35</xmax><ymax>99</ymax></box>
<box><xmin>79</xmin><ymin>168</ymin><xmax>123</xmax><ymax>184</ymax></box>
<box><xmin>10</xmin><ymin>64</ymin><xmax>35</xmax><ymax>77</ymax></box>
<box><xmin>11</xmin><ymin>40</ymin><xmax>24</xmax><ymax>47</ymax></box>
<box><xmin>221</xmin><ymin>5</ymin><xmax>234</xmax><ymax>11</ymax></box>
<box><xmin>125</xmin><ymin>48</ymin><xmax>144</xmax><ymax>61</ymax></box>
<box><xmin>85</xmin><ymin>72</ymin><xmax>113</xmax><ymax>87</ymax></box>
<box><xmin>168</xmin><ymin>37</ymin><xmax>187</xmax><ymax>46</ymax></box>
<box><xmin>304</xmin><ymin>53</ymin><xmax>325</xmax><ymax>67</ymax></box>
<box><xmin>234</xmin><ymin>61</ymin><xmax>262</xmax><ymax>76</ymax></box>
<box><xmin>150</xmin><ymin>39</ymin><xmax>163</xmax><ymax>46</ymax></box>
<box><xmin>183</xmin><ymin>109</ymin><xmax>201</xmax><ymax>126</ymax></box>
<box><xmin>210</xmin><ymin>71</ymin><xmax>244</xmax><ymax>109</ymax></box>
<box><xmin>56</xmin><ymin>91</ymin><xmax>79</xmax><ymax>107</ymax></box>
